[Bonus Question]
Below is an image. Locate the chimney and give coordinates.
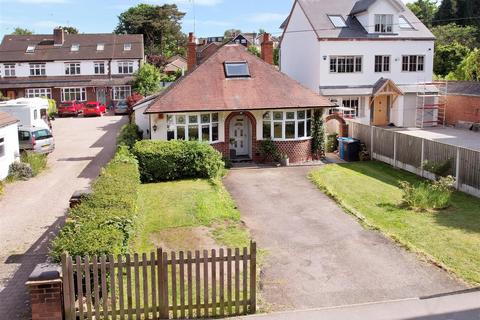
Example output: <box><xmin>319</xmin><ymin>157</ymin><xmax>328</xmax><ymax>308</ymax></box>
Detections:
<box><xmin>187</xmin><ymin>32</ymin><xmax>197</xmax><ymax>70</ymax></box>
<box><xmin>261</xmin><ymin>33</ymin><xmax>274</xmax><ymax>65</ymax></box>
<box><xmin>53</xmin><ymin>28</ymin><xmax>64</xmax><ymax>46</ymax></box>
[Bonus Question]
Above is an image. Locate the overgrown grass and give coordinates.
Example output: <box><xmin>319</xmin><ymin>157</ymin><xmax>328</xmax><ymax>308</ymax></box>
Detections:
<box><xmin>131</xmin><ymin>178</ymin><xmax>250</xmax><ymax>254</ymax></box>
<box><xmin>309</xmin><ymin>161</ymin><xmax>480</xmax><ymax>286</ymax></box>
<box><xmin>21</xmin><ymin>152</ymin><xmax>48</xmax><ymax>176</ymax></box>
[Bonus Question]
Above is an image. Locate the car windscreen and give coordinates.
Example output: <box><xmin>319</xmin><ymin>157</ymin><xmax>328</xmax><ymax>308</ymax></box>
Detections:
<box><xmin>33</xmin><ymin>129</ymin><xmax>52</xmax><ymax>140</ymax></box>
<box><xmin>18</xmin><ymin>131</ymin><xmax>31</xmax><ymax>141</ymax></box>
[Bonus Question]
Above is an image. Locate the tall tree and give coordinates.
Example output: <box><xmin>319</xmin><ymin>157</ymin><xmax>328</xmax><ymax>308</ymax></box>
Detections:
<box><xmin>434</xmin><ymin>0</ymin><xmax>457</xmax><ymax>24</ymax></box>
<box><xmin>115</xmin><ymin>3</ymin><xmax>187</xmax><ymax>56</ymax></box>
<box><xmin>448</xmin><ymin>48</ymin><xmax>480</xmax><ymax>80</ymax></box>
<box><xmin>12</xmin><ymin>27</ymin><xmax>33</xmax><ymax>35</ymax></box>
<box><xmin>133</xmin><ymin>63</ymin><xmax>162</xmax><ymax>96</ymax></box>
<box><xmin>406</xmin><ymin>0</ymin><xmax>438</xmax><ymax>27</ymax></box>
<box><xmin>431</xmin><ymin>23</ymin><xmax>479</xmax><ymax>49</ymax></box>
<box><xmin>58</xmin><ymin>26</ymin><xmax>79</xmax><ymax>34</ymax></box>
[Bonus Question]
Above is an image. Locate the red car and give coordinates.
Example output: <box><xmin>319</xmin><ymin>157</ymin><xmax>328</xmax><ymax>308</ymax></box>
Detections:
<box><xmin>58</xmin><ymin>101</ymin><xmax>84</xmax><ymax>117</ymax></box>
<box><xmin>83</xmin><ymin>101</ymin><xmax>107</xmax><ymax>117</ymax></box>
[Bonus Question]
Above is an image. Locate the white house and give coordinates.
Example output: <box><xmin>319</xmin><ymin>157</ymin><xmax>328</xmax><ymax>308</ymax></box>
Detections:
<box><xmin>0</xmin><ymin>112</ymin><xmax>19</xmax><ymax>180</ymax></box>
<box><xmin>280</xmin><ymin>0</ymin><xmax>439</xmax><ymax>128</ymax></box>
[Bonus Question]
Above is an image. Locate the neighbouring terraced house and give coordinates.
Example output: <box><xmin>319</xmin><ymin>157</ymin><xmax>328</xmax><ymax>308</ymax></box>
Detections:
<box><xmin>280</xmin><ymin>0</ymin><xmax>442</xmax><ymax>128</ymax></box>
<box><xmin>0</xmin><ymin>28</ymin><xmax>143</xmax><ymax>107</ymax></box>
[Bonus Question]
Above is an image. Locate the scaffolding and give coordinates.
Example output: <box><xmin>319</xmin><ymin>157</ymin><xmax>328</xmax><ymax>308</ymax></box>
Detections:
<box><xmin>415</xmin><ymin>80</ymin><xmax>448</xmax><ymax>128</ymax></box>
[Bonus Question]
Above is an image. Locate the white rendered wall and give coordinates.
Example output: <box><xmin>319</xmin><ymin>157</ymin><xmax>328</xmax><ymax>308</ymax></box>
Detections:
<box><xmin>0</xmin><ymin>123</ymin><xmax>19</xmax><ymax>180</ymax></box>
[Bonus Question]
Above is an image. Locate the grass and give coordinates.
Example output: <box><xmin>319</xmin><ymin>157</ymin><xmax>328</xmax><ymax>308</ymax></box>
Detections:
<box><xmin>21</xmin><ymin>152</ymin><xmax>48</xmax><ymax>176</ymax></box>
<box><xmin>309</xmin><ymin>161</ymin><xmax>480</xmax><ymax>286</ymax></box>
<box><xmin>131</xmin><ymin>178</ymin><xmax>250</xmax><ymax>254</ymax></box>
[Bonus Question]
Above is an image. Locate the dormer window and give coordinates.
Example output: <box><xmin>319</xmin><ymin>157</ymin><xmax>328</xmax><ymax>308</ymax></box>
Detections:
<box><xmin>374</xmin><ymin>14</ymin><xmax>393</xmax><ymax>33</ymax></box>
<box><xmin>224</xmin><ymin>61</ymin><xmax>250</xmax><ymax>78</ymax></box>
<box><xmin>26</xmin><ymin>45</ymin><xmax>35</xmax><ymax>53</ymax></box>
<box><xmin>399</xmin><ymin>16</ymin><xmax>413</xmax><ymax>29</ymax></box>
<box><xmin>96</xmin><ymin>43</ymin><xmax>105</xmax><ymax>51</ymax></box>
<box><xmin>124</xmin><ymin>43</ymin><xmax>132</xmax><ymax>51</ymax></box>
<box><xmin>328</xmin><ymin>15</ymin><xmax>347</xmax><ymax>28</ymax></box>
<box><xmin>71</xmin><ymin>44</ymin><xmax>80</xmax><ymax>52</ymax></box>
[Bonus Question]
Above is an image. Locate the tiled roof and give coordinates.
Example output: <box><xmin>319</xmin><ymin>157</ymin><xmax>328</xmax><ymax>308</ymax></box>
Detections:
<box><xmin>446</xmin><ymin>81</ymin><xmax>480</xmax><ymax>97</ymax></box>
<box><xmin>146</xmin><ymin>44</ymin><xmax>333</xmax><ymax>114</ymax></box>
<box><xmin>0</xmin><ymin>33</ymin><xmax>143</xmax><ymax>62</ymax></box>
<box><xmin>0</xmin><ymin>111</ymin><xmax>19</xmax><ymax>128</ymax></box>
<box><xmin>0</xmin><ymin>75</ymin><xmax>133</xmax><ymax>89</ymax></box>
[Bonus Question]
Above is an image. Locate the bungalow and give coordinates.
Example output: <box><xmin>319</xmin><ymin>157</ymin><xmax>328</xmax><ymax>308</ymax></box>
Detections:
<box><xmin>0</xmin><ymin>112</ymin><xmax>20</xmax><ymax>180</ymax></box>
<box><xmin>138</xmin><ymin>33</ymin><xmax>332</xmax><ymax>163</ymax></box>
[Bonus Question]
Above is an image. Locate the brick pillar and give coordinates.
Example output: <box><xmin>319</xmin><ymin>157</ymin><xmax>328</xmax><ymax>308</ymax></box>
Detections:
<box><xmin>261</xmin><ymin>33</ymin><xmax>274</xmax><ymax>65</ymax></box>
<box><xmin>26</xmin><ymin>263</ymin><xmax>63</xmax><ymax>320</ymax></box>
<box><xmin>340</xmin><ymin>123</ymin><xmax>349</xmax><ymax>137</ymax></box>
<box><xmin>187</xmin><ymin>32</ymin><xmax>197</xmax><ymax>71</ymax></box>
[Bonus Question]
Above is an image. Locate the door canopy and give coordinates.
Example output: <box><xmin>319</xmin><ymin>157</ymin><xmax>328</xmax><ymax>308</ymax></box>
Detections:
<box><xmin>372</xmin><ymin>78</ymin><xmax>404</xmax><ymax>104</ymax></box>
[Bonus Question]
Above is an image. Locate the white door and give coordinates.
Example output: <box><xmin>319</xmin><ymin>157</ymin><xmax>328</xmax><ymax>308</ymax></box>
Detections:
<box><xmin>96</xmin><ymin>88</ymin><xmax>106</xmax><ymax>105</ymax></box>
<box><xmin>230</xmin><ymin>115</ymin><xmax>249</xmax><ymax>156</ymax></box>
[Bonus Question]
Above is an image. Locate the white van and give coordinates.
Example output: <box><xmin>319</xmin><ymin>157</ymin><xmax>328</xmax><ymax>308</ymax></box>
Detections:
<box><xmin>0</xmin><ymin>98</ymin><xmax>50</xmax><ymax>129</ymax></box>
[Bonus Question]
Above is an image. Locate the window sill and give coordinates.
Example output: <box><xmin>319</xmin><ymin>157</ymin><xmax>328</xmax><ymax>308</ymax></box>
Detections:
<box><xmin>261</xmin><ymin>137</ymin><xmax>313</xmax><ymax>142</ymax></box>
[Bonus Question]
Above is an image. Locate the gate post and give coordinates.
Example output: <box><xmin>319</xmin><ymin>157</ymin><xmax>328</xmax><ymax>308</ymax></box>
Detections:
<box><xmin>26</xmin><ymin>263</ymin><xmax>63</xmax><ymax>320</ymax></box>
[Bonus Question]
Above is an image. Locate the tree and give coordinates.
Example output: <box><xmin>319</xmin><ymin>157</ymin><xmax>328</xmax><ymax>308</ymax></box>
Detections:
<box><xmin>12</xmin><ymin>27</ymin><xmax>33</xmax><ymax>35</ymax></box>
<box><xmin>247</xmin><ymin>45</ymin><xmax>260</xmax><ymax>57</ymax></box>
<box><xmin>406</xmin><ymin>0</ymin><xmax>438</xmax><ymax>27</ymax></box>
<box><xmin>434</xmin><ymin>0</ymin><xmax>457</xmax><ymax>24</ymax></box>
<box><xmin>133</xmin><ymin>63</ymin><xmax>162</xmax><ymax>96</ymax></box>
<box><xmin>273</xmin><ymin>47</ymin><xmax>280</xmax><ymax>66</ymax></box>
<box><xmin>431</xmin><ymin>23</ymin><xmax>479</xmax><ymax>49</ymax></box>
<box><xmin>434</xmin><ymin>42</ymin><xmax>470</xmax><ymax>77</ymax></box>
<box><xmin>447</xmin><ymin>48</ymin><xmax>480</xmax><ymax>80</ymax></box>
<box><xmin>224</xmin><ymin>29</ymin><xmax>241</xmax><ymax>39</ymax></box>
<box><xmin>58</xmin><ymin>26</ymin><xmax>79</xmax><ymax>34</ymax></box>
<box><xmin>115</xmin><ymin>4</ymin><xmax>186</xmax><ymax>56</ymax></box>
<box><xmin>311</xmin><ymin>109</ymin><xmax>325</xmax><ymax>159</ymax></box>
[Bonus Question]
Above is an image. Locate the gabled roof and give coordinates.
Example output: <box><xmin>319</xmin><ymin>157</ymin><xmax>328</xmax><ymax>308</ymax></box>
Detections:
<box><xmin>350</xmin><ymin>0</ymin><xmax>403</xmax><ymax>15</ymax></box>
<box><xmin>281</xmin><ymin>0</ymin><xmax>435</xmax><ymax>40</ymax></box>
<box><xmin>0</xmin><ymin>33</ymin><xmax>144</xmax><ymax>62</ymax></box>
<box><xmin>0</xmin><ymin>111</ymin><xmax>19</xmax><ymax>128</ymax></box>
<box><xmin>146</xmin><ymin>44</ymin><xmax>332</xmax><ymax>114</ymax></box>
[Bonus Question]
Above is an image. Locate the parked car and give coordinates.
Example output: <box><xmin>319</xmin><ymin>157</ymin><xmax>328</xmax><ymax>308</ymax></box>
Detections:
<box><xmin>58</xmin><ymin>101</ymin><xmax>83</xmax><ymax>117</ymax></box>
<box><xmin>83</xmin><ymin>101</ymin><xmax>106</xmax><ymax>117</ymax></box>
<box><xmin>114</xmin><ymin>100</ymin><xmax>129</xmax><ymax>115</ymax></box>
<box><xmin>18</xmin><ymin>126</ymin><xmax>55</xmax><ymax>154</ymax></box>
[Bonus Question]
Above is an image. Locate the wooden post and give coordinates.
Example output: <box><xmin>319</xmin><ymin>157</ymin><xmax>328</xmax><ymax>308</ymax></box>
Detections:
<box><xmin>420</xmin><ymin>139</ymin><xmax>425</xmax><ymax>177</ymax></box>
<box><xmin>456</xmin><ymin>147</ymin><xmax>461</xmax><ymax>189</ymax></box>
<box><xmin>370</xmin><ymin>126</ymin><xmax>375</xmax><ymax>159</ymax></box>
<box><xmin>61</xmin><ymin>254</ymin><xmax>72</xmax><ymax>320</ymax></box>
<box><xmin>249</xmin><ymin>242</ymin><xmax>257</xmax><ymax>314</ymax></box>
<box><xmin>393</xmin><ymin>132</ymin><xmax>397</xmax><ymax>168</ymax></box>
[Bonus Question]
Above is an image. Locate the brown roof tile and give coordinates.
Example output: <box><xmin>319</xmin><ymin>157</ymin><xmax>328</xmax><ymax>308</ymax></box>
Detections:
<box><xmin>0</xmin><ymin>111</ymin><xmax>19</xmax><ymax>128</ymax></box>
<box><xmin>146</xmin><ymin>44</ymin><xmax>333</xmax><ymax>113</ymax></box>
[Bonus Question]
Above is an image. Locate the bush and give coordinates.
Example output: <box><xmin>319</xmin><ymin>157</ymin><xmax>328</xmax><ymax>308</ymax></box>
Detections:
<box><xmin>8</xmin><ymin>162</ymin><xmax>33</xmax><ymax>181</ymax></box>
<box><xmin>258</xmin><ymin>139</ymin><xmax>280</xmax><ymax>162</ymax></box>
<box><xmin>133</xmin><ymin>140</ymin><xmax>224</xmax><ymax>182</ymax></box>
<box><xmin>326</xmin><ymin>133</ymin><xmax>338</xmax><ymax>152</ymax></box>
<box><xmin>50</xmin><ymin>147</ymin><xmax>140</xmax><ymax>261</ymax></box>
<box><xmin>21</xmin><ymin>152</ymin><xmax>47</xmax><ymax>176</ymax></box>
<box><xmin>0</xmin><ymin>180</ymin><xmax>4</xmax><ymax>196</ymax></box>
<box><xmin>117</xmin><ymin>123</ymin><xmax>143</xmax><ymax>149</ymax></box>
<box><xmin>399</xmin><ymin>176</ymin><xmax>455</xmax><ymax>211</ymax></box>
<box><xmin>422</xmin><ymin>159</ymin><xmax>452</xmax><ymax>177</ymax></box>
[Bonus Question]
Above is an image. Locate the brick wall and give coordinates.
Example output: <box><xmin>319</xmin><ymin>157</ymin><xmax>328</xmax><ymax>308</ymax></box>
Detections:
<box><xmin>274</xmin><ymin>139</ymin><xmax>312</xmax><ymax>163</ymax></box>
<box><xmin>27</xmin><ymin>280</ymin><xmax>63</xmax><ymax>320</ymax></box>
<box><xmin>446</xmin><ymin>95</ymin><xmax>480</xmax><ymax>125</ymax></box>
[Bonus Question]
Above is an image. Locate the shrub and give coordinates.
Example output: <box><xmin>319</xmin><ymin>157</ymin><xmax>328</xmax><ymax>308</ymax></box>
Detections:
<box><xmin>133</xmin><ymin>140</ymin><xmax>224</xmax><ymax>182</ymax></box>
<box><xmin>311</xmin><ymin>109</ymin><xmax>325</xmax><ymax>159</ymax></box>
<box><xmin>258</xmin><ymin>139</ymin><xmax>280</xmax><ymax>162</ymax></box>
<box><xmin>50</xmin><ymin>147</ymin><xmax>140</xmax><ymax>261</ymax></box>
<box><xmin>399</xmin><ymin>176</ymin><xmax>455</xmax><ymax>211</ymax></box>
<box><xmin>422</xmin><ymin>159</ymin><xmax>452</xmax><ymax>177</ymax></box>
<box><xmin>21</xmin><ymin>152</ymin><xmax>47</xmax><ymax>176</ymax></box>
<box><xmin>8</xmin><ymin>162</ymin><xmax>33</xmax><ymax>181</ymax></box>
<box><xmin>117</xmin><ymin>123</ymin><xmax>143</xmax><ymax>149</ymax></box>
<box><xmin>326</xmin><ymin>133</ymin><xmax>338</xmax><ymax>152</ymax></box>
<box><xmin>0</xmin><ymin>180</ymin><xmax>4</xmax><ymax>196</ymax></box>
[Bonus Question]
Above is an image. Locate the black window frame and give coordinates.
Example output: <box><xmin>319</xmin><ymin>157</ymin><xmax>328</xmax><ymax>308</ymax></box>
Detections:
<box><xmin>224</xmin><ymin>61</ymin><xmax>251</xmax><ymax>78</ymax></box>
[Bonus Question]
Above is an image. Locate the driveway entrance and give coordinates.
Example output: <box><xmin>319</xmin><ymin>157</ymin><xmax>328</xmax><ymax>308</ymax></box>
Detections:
<box><xmin>223</xmin><ymin>166</ymin><xmax>465</xmax><ymax>311</ymax></box>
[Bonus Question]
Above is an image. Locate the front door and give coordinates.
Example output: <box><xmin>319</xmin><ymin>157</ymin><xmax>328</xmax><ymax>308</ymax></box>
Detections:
<box><xmin>373</xmin><ymin>95</ymin><xmax>389</xmax><ymax>126</ymax></box>
<box><xmin>230</xmin><ymin>115</ymin><xmax>249</xmax><ymax>157</ymax></box>
<box><xmin>6</xmin><ymin>90</ymin><xmax>16</xmax><ymax>100</ymax></box>
<box><xmin>96</xmin><ymin>88</ymin><xmax>107</xmax><ymax>105</ymax></box>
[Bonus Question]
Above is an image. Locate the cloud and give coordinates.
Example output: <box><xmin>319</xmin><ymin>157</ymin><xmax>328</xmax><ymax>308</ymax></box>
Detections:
<box><xmin>249</xmin><ymin>13</ymin><xmax>287</xmax><ymax>23</ymax></box>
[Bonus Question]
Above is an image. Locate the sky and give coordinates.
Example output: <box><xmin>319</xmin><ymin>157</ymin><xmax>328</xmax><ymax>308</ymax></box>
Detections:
<box><xmin>0</xmin><ymin>0</ymin><xmax>412</xmax><ymax>40</ymax></box>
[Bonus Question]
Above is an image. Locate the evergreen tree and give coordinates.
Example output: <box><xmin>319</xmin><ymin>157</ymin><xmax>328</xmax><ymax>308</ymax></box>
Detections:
<box><xmin>311</xmin><ymin>109</ymin><xmax>325</xmax><ymax>159</ymax></box>
<box><xmin>434</xmin><ymin>0</ymin><xmax>457</xmax><ymax>25</ymax></box>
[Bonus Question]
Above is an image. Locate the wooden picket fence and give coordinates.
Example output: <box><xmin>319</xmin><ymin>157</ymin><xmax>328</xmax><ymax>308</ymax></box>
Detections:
<box><xmin>61</xmin><ymin>242</ymin><xmax>257</xmax><ymax>319</ymax></box>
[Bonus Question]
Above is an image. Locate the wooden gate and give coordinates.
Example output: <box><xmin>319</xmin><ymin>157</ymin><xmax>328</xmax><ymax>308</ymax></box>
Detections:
<box><xmin>61</xmin><ymin>242</ymin><xmax>257</xmax><ymax>319</ymax></box>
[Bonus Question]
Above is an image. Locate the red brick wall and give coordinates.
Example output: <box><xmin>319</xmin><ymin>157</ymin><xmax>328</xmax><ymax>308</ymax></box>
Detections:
<box><xmin>28</xmin><ymin>280</ymin><xmax>63</xmax><ymax>320</ymax></box>
<box><xmin>446</xmin><ymin>95</ymin><xmax>480</xmax><ymax>125</ymax></box>
<box><xmin>273</xmin><ymin>139</ymin><xmax>312</xmax><ymax>163</ymax></box>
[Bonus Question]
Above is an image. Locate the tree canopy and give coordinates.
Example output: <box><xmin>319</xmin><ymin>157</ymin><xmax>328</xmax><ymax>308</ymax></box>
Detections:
<box><xmin>406</xmin><ymin>0</ymin><xmax>438</xmax><ymax>27</ymax></box>
<box><xmin>12</xmin><ymin>27</ymin><xmax>34</xmax><ymax>35</ymax></box>
<box><xmin>133</xmin><ymin>63</ymin><xmax>162</xmax><ymax>96</ymax></box>
<box><xmin>115</xmin><ymin>3</ymin><xmax>186</xmax><ymax>57</ymax></box>
<box><xmin>447</xmin><ymin>48</ymin><xmax>480</xmax><ymax>80</ymax></box>
<box><xmin>224</xmin><ymin>29</ymin><xmax>242</xmax><ymax>39</ymax></box>
<box><xmin>58</xmin><ymin>26</ymin><xmax>79</xmax><ymax>34</ymax></box>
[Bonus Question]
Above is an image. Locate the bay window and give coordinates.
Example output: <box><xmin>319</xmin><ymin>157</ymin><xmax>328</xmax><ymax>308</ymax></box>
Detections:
<box><xmin>112</xmin><ymin>86</ymin><xmax>131</xmax><ymax>101</ymax></box>
<box><xmin>167</xmin><ymin>113</ymin><xmax>219</xmax><ymax>142</ymax></box>
<box><xmin>61</xmin><ymin>87</ymin><xmax>86</xmax><ymax>101</ymax></box>
<box><xmin>26</xmin><ymin>88</ymin><xmax>52</xmax><ymax>99</ymax></box>
<box><xmin>263</xmin><ymin>110</ymin><xmax>312</xmax><ymax>140</ymax></box>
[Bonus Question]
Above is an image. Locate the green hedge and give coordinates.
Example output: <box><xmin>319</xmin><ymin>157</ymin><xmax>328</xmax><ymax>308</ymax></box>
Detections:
<box><xmin>50</xmin><ymin>147</ymin><xmax>140</xmax><ymax>261</ymax></box>
<box><xmin>133</xmin><ymin>140</ymin><xmax>224</xmax><ymax>182</ymax></box>
<box><xmin>117</xmin><ymin>123</ymin><xmax>143</xmax><ymax>149</ymax></box>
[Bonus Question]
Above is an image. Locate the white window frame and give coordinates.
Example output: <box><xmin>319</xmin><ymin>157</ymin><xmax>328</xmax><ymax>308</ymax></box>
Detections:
<box><xmin>374</xmin><ymin>14</ymin><xmax>393</xmax><ymax>33</ymax></box>
<box><xmin>262</xmin><ymin>109</ymin><xmax>312</xmax><ymax>141</ymax></box>
<box><xmin>26</xmin><ymin>88</ymin><xmax>52</xmax><ymax>99</ymax></box>
<box><xmin>97</xmin><ymin>43</ymin><xmax>105</xmax><ymax>51</ymax></box>
<box><xmin>329</xmin><ymin>56</ymin><xmax>362</xmax><ymax>73</ymax></box>
<box><xmin>0</xmin><ymin>137</ymin><xmax>5</xmax><ymax>158</ymax></box>
<box><xmin>166</xmin><ymin>113</ymin><xmax>220</xmax><ymax>143</ymax></box>
<box><xmin>65</xmin><ymin>62</ymin><xmax>81</xmax><ymax>75</ymax></box>
<box><xmin>61</xmin><ymin>87</ymin><xmax>86</xmax><ymax>102</ymax></box>
<box><xmin>117</xmin><ymin>61</ymin><xmax>134</xmax><ymax>74</ymax></box>
<box><xmin>29</xmin><ymin>63</ymin><xmax>46</xmax><ymax>76</ymax></box>
<box><xmin>26</xmin><ymin>45</ymin><xmax>35</xmax><ymax>53</ymax></box>
<box><xmin>374</xmin><ymin>55</ymin><xmax>390</xmax><ymax>73</ymax></box>
<box><xmin>402</xmin><ymin>55</ymin><xmax>425</xmax><ymax>72</ymax></box>
<box><xmin>112</xmin><ymin>86</ymin><xmax>131</xmax><ymax>101</ymax></box>
<box><xmin>124</xmin><ymin>43</ymin><xmax>132</xmax><ymax>51</ymax></box>
<box><xmin>4</xmin><ymin>64</ymin><xmax>15</xmax><ymax>77</ymax></box>
<box><xmin>329</xmin><ymin>97</ymin><xmax>360</xmax><ymax>118</ymax></box>
<box><xmin>328</xmin><ymin>15</ymin><xmax>347</xmax><ymax>28</ymax></box>
<box><xmin>71</xmin><ymin>44</ymin><xmax>80</xmax><ymax>52</ymax></box>
<box><xmin>94</xmin><ymin>61</ymin><xmax>105</xmax><ymax>74</ymax></box>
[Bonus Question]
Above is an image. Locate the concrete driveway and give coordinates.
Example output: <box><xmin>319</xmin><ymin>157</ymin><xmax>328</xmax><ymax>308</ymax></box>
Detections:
<box><xmin>223</xmin><ymin>166</ymin><xmax>465</xmax><ymax>311</ymax></box>
<box><xmin>0</xmin><ymin>114</ymin><xmax>126</xmax><ymax>319</ymax></box>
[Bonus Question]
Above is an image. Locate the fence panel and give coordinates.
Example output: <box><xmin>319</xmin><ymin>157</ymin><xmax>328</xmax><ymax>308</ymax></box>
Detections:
<box><xmin>423</xmin><ymin>140</ymin><xmax>457</xmax><ymax>176</ymax></box>
<box><xmin>348</xmin><ymin>122</ymin><xmax>372</xmax><ymax>153</ymax></box>
<box><xmin>459</xmin><ymin>148</ymin><xmax>480</xmax><ymax>191</ymax></box>
<box><xmin>63</xmin><ymin>242</ymin><xmax>257</xmax><ymax>320</ymax></box>
<box><xmin>373</xmin><ymin>127</ymin><xmax>394</xmax><ymax>159</ymax></box>
<box><xmin>395</xmin><ymin>133</ymin><xmax>423</xmax><ymax>168</ymax></box>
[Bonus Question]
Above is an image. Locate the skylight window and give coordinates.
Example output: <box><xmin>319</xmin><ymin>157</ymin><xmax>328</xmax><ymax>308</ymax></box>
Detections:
<box><xmin>224</xmin><ymin>61</ymin><xmax>250</xmax><ymax>78</ymax></box>
<box><xmin>26</xmin><ymin>45</ymin><xmax>35</xmax><ymax>53</ymax></box>
<box><xmin>96</xmin><ymin>43</ymin><xmax>105</xmax><ymax>51</ymax></box>
<box><xmin>124</xmin><ymin>43</ymin><xmax>132</xmax><ymax>51</ymax></box>
<box><xmin>328</xmin><ymin>15</ymin><xmax>347</xmax><ymax>28</ymax></box>
<box><xmin>399</xmin><ymin>16</ymin><xmax>414</xmax><ymax>29</ymax></box>
<box><xmin>71</xmin><ymin>44</ymin><xmax>80</xmax><ymax>51</ymax></box>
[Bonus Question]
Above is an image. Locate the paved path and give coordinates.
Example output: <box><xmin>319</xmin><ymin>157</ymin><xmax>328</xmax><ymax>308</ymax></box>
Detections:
<box><xmin>0</xmin><ymin>114</ymin><xmax>126</xmax><ymax>319</ymax></box>
<box><xmin>223</xmin><ymin>166</ymin><xmax>466</xmax><ymax>312</ymax></box>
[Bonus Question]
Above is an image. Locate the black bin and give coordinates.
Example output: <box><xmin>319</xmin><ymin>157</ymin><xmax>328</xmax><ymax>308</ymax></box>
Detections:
<box><xmin>343</xmin><ymin>138</ymin><xmax>361</xmax><ymax>162</ymax></box>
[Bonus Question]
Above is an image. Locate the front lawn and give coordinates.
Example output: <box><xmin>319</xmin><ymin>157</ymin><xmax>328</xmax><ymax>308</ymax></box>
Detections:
<box><xmin>309</xmin><ymin>161</ymin><xmax>480</xmax><ymax>286</ymax></box>
<box><xmin>131</xmin><ymin>179</ymin><xmax>250</xmax><ymax>254</ymax></box>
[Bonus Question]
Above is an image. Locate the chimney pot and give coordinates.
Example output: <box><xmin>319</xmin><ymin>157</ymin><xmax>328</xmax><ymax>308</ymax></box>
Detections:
<box><xmin>261</xmin><ymin>32</ymin><xmax>274</xmax><ymax>65</ymax></box>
